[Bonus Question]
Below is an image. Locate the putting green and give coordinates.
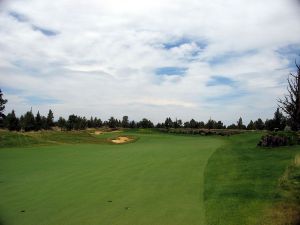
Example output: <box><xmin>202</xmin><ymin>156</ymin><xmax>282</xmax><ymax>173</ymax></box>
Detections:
<box><xmin>0</xmin><ymin>132</ymin><xmax>224</xmax><ymax>225</ymax></box>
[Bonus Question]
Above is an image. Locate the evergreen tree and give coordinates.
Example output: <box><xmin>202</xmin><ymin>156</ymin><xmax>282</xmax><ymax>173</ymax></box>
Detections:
<box><xmin>87</xmin><ymin>116</ymin><xmax>94</xmax><ymax>128</ymax></box>
<box><xmin>227</xmin><ymin>124</ymin><xmax>237</xmax><ymax>129</ymax></box>
<box><xmin>137</xmin><ymin>118</ymin><xmax>154</xmax><ymax>128</ymax></box>
<box><xmin>46</xmin><ymin>109</ymin><xmax>54</xmax><ymax>129</ymax></box>
<box><xmin>189</xmin><ymin>119</ymin><xmax>197</xmax><ymax>128</ymax></box>
<box><xmin>198</xmin><ymin>121</ymin><xmax>205</xmax><ymax>128</ymax></box>
<box><xmin>22</xmin><ymin>110</ymin><xmax>35</xmax><ymax>131</ymax></box>
<box><xmin>108</xmin><ymin>117</ymin><xmax>117</xmax><ymax>128</ymax></box>
<box><xmin>278</xmin><ymin>61</ymin><xmax>300</xmax><ymax>130</ymax></box>
<box><xmin>206</xmin><ymin>119</ymin><xmax>217</xmax><ymax>129</ymax></box>
<box><xmin>5</xmin><ymin>110</ymin><xmax>20</xmax><ymax>131</ymax></box>
<box><xmin>0</xmin><ymin>89</ymin><xmax>8</xmax><ymax>128</ymax></box>
<box><xmin>247</xmin><ymin>120</ymin><xmax>255</xmax><ymax>130</ymax></box>
<box><xmin>41</xmin><ymin>116</ymin><xmax>47</xmax><ymax>129</ymax></box>
<box><xmin>184</xmin><ymin>121</ymin><xmax>190</xmax><ymax>128</ymax></box>
<box><xmin>254</xmin><ymin>118</ymin><xmax>265</xmax><ymax>130</ymax></box>
<box><xmin>129</xmin><ymin>120</ymin><xmax>136</xmax><ymax>128</ymax></box>
<box><xmin>216</xmin><ymin>121</ymin><xmax>224</xmax><ymax>129</ymax></box>
<box><xmin>173</xmin><ymin>119</ymin><xmax>182</xmax><ymax>128</ymax></box>
<box><xmin>273</xmin><ymin>108</ymin><xmax>286</xmax><ymax>130</ymax></box>
<box><xmin>57</xmin><ymin>117</ymin><xmax>66</xmax><ymax>130</ymax></box>
<box><xmin>94</xmin><ymin>117</ymin><xmax>102</xmax><ymax>128</ymax></box>
<box><xmin>122</xmin><ymin>116</ymin><xmax>129</xmax><ymax>128</ymax></box>
<box><xmin>165</xmin><ymin>117</ymin><xmax>173</xmax><ymax>128</ymax></box>
<box><xmin>237</xmin><ymin>117</ymin><xmax>246</xmax><ymax>129</ymax></box>
<box><xmin>35</xmin><ymin>111</ymin><xmax>42</xmax><ymax>131</ymax></box>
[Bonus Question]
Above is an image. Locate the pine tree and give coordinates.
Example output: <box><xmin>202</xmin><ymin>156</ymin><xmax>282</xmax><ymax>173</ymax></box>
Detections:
<box><xmin>46</xmin><ymin>109</ymin><xmax>54</xmax><ymax>129</ymax></box>
<box><xmin>5</xmin><ymin>110</ymin><xmax>20</xmax><ymax>131</ymax></box>
<box><xmin>122</xmin><ymin>116</ymin><xmax>129</xmax><ymax>128</ymax></box>
<box><xmin>254</xmin><ymin>118</ymin><xmax>265</xmax><ymax>130</ymax></box>
<box><xmin>22</xmin><ymin>110</ymin><xmax>35</xmax><ymax>131</ymax></box>
<box><xmin>35</xmin><ymin>111</ymin><xmax>42</xmax><ymax>131</ymax></box>
<box><xmin>164</xmin><ymin>117</ymin><xmax>173</xmax><ymax>129</ymax></box>
<box><xmin>57</xmin><ymin>117</ymin><xmax>66</xmax><ymax>130</ymax></box>
<box><xmin>237</xmin><ymin>117</ymin><xmax>246</xmax><ymax>129</ymax></box>
<box><xmin>0</xmin><ymin>89</ymin><xmax>8</xmax><ymax>128</ymax></box>
<box><xmin>247</xmin><ymin>120</ymin><xmax>255</xmax><ymax>130</ymax></box>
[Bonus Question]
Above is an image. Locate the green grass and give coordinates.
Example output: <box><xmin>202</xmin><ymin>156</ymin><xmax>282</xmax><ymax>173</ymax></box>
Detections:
<box><xmin>0</xmin><ymin>130</ymin><xmax>224</xmax><ymax>225</ymax></box>
<box><xmin>204</xmin><ymin>132</ymin><xmax>300</xmax><ymax>225</ymax></box>
<box><xmin>0</xmin><ymin>130</ymin><xmax>300</xmax><ymax>225</ymax></box>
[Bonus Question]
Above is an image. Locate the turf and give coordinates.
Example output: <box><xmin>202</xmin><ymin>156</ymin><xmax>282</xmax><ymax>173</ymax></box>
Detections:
<box><xmin>1</xmin><ymin>130</ymin><xmax>300</xmax><ymax>225</ymax></box>
<box><xmin>0</xmin><ymin>130</ymin><xmax>224</xmax><ymax>225</ymax></box>
<box><xmin>204</xmin><ymin>132</ymin><xmax>300</xmax><ymax>225</ymax></box>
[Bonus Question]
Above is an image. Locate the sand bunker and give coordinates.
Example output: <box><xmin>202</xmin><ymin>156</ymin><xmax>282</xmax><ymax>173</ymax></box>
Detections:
<box><xmin>94</xmin><ymin>131</ymin><xmax>103</xmax><ymax>135</ymax></box>
<box><xmin>111</xmin><ymin>136</ymin><xmax>133</xmax><ymax>144</ymax></box>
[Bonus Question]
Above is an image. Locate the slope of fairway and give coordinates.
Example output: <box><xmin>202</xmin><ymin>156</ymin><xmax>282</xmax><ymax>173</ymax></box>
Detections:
<box><xmin>204</xmin><ymin>132</ymin><xmax>300</xmax><ymax>225</ymax></box>
<box><xmin>0</xmin><ymin>131</ymin><xmax>224</xmax><ymax>225</ymax></box>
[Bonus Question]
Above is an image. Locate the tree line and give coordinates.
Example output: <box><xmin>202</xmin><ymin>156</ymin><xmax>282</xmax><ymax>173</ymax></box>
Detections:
<box><xmin>0</xmin><ymin>92</ymin><xmax>288</xmax><ymax>132</ymax></box>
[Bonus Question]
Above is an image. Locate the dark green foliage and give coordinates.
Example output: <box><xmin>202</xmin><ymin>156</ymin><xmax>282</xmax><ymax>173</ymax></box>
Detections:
<box><xmin>137</xmin><ymin>118</ymin><xmax>154</xmax><ymax>128</ymax></box>
<box><xmin>254</xmin><ymin>118</ymin><xmax>265</xmax><ymax>130</ymax></box>
<box><xmin>46</xmin><ymin>109</ymin><xmax>54</xmax><ymax>129</ymax></box>
<box><xmin>159</xmin><ymin>128</ymin><xmax>243</xmax><ymax>136</ymax></box>
<box><xmin>87</xmin><ymin>117</ymin><xmax>102</xmax><ymax>128</ymax></box>
<box><xmin>66</xmin><ymin>114</ymin><xmax>88</xmax><ymax>130</ymax></box>
<box><xmin>206</xmin><ymin>119</ymin><xmax>214</xmax><ymax>129</ymax></box>
<box><xmin>258</xmin><ymin>131</ymin><xmax>299</xmax><ymax>147</ymax></box>
<box><xmin>216</xmin><ymin>121</ymin><xmax>225</xmax><ymax>129</ymax></box>
<box><xmin>35</xmin><ymin>111</ymin><xmax>42</xmax><ymax>131</ymax></box>
<box><xmin>174</xmin><ymin>119</ymin><xmax>182</xmax><ymax>128</ymax></box>
<box><xmin>164</xmin><ymin>117</ymin><xmax>173</xmax><ymax>128</ymax></box>
<box><xmin>121</xmin><ymin>116</ymin><xmax>129</xmax><ymax>128</ymax></box>
<box><xmin>278</xmin><ymin>62</ymin><xmax>300</xmax><ymax>130</ymax></box>
<box><xmin>227</xmin><ymin>123</ymin><xmax>237</xmax><ymax>129</ymax></box>
<box><xmin>4</xmin><ymin>110</ymin><xmax>20</xmax><ymax>131</ymax></box>
<box><xmin>129</xmin><ymin>120</ymin><xmax>136</xmax><ymax>128</ymax></box>
<box><xmin>41</xmin><ymin>116</ymin><xmax>48</xmax><ymax>129</ymax></box>
<box><xmin>237</xmin><ymin>117</ymin><xmax>246</xmax><ymax>129</ymax></box>
<box><xmin>20</xmin><ymin>110</ymin><xmax>35</xmax><ymax>131</ymax></box>
<box><xmin>264</xmin><ymin>108</ymin><xmax>287</xmax><ymax>131</ymax></box>
<box><xmin>57</xmin><ymin>117</ymin><xmax>67</xmax><ymax>130</ymax></box>
<box><xmin>0</xmin><ymin>89</ymin><xmax>8</xmax><ymax>128</ymax></box>
<box><xmin>108</xmin><ymin>116</ymin><xmax>118</xmax><ymax>128</ymax></box>
<box><xmin>247</xmin><ymin>120</ymin><xmax>255</xmax><ymax>130</ymax></box>
<box><xmin>189</xmin><ymin>119</ymin><xmax>198</xmax><ymax>128</ymax></box>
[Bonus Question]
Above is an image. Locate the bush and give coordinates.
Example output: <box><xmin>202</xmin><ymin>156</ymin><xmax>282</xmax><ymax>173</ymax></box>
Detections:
<box><xmin>258</xmin><ymin>131</ymin><xmax>299</xmax><ymax>147</ymax></box>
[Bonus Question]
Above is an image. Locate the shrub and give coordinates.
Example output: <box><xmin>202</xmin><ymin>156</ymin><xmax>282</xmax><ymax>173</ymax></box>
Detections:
<box><xmin>258</xmin><ymin>131</ymin><xmax>299</xmax><ymax>147</ymax></box>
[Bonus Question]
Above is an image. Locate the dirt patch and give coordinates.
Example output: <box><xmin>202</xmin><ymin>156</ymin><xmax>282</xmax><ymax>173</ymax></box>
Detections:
<box><xmin>260</xmin><ymin>203</ymin><xmax>300</xmax><ymax>225</ymax></box>
<box><xmin>111</xmin><ymin>136</ymin><xmax>133</xmax><ymax>144</ymax></box>
<box><xmin>94</xmin><ymin>131</ymin><xmax>103</xmax><ymax>135</ymax></box>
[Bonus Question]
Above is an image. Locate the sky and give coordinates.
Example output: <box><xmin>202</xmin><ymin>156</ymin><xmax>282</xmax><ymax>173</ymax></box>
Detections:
<box><xmin>0</xmin><ymin>0</ymin><xmax>300</xmax><ymax>124</ymax></box>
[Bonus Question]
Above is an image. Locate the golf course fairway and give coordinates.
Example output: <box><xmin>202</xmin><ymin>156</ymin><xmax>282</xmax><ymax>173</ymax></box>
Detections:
<box><xmin>0</xmin><ymin>130</ymin><xmax>299</xmax><ymax>225</ymax></box>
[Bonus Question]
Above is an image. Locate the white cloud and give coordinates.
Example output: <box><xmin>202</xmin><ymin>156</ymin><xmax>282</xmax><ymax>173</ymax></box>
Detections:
<box><xmin>0</xmin><ymin>0</ymin><xmax>300</xmax><ymax>124</ymax></box>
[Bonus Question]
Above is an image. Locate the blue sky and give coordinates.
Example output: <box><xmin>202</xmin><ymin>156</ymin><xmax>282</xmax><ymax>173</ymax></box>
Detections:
<box><xmin>0</xmin><ymin>0</ymin><xmax>300</xmax><ymax>124</ymax></box>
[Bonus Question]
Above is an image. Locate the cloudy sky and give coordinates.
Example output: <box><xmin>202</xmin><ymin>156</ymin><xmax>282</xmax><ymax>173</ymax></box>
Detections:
<box><xmin>1</xmin><ymin>0</ymin><xmax>300</xmax><ymax>124</ymax></box>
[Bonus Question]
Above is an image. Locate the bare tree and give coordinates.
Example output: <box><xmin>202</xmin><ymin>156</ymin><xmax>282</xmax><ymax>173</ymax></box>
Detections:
<box><xmin>278</xmin><ymin>60</ymin><xmax>300</xmax><ymax>130</ymax></box>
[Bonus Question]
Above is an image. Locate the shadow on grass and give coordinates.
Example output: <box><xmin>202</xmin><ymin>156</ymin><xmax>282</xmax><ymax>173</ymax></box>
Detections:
<box><xmin>0</xmin><ymin>218</ymin><xmax>5</xmax><ymax>225</ymax></box>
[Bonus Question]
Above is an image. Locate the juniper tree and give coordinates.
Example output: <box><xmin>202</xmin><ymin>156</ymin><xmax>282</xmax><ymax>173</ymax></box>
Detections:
<box><xmin>46</xmin><ymin>109</ymin><xmax>54</xmax><ymax>129</ymax></box>
<box><xmin>5</xmin><ymin>110</ymin><xmax>20</xmax><ymax>131</ymax></box>
<box><xmin>278</xmin><ymin>61</ymin><xmax>300</xmax><ymax>130</ymax></box>
<box><xmin>35</xmin><ymin>111</ymin><xmax>42</xmax><ymax>131</ymax></box>
<box><xmin>0</xmin><ymin>89</ymin><xmax>8</xmax><ymax>128</ymax></box>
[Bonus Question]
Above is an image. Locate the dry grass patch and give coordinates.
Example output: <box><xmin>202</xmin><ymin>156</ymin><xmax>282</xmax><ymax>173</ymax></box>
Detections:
<box><xmin>260</xmin><ymin>203</ymin><xmax>300</xmax><ymax>225</ymax></box>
